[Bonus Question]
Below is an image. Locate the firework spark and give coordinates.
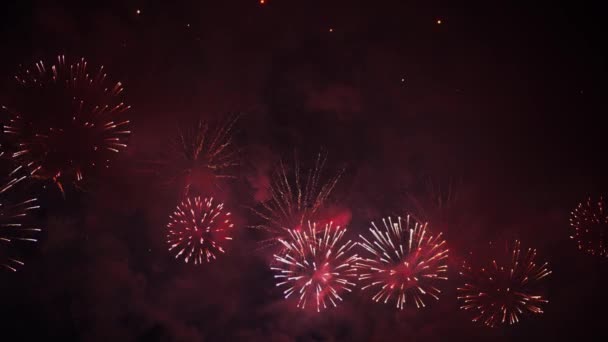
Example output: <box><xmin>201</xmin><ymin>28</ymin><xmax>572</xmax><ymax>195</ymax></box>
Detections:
<box><xmin>0</xmin><ymin>163</ymin><xmax>42</xmax><ymax>272</ymax></box>
<box><xmin>1</xmin><ymin>55</ymin><xmax>131</xmax><ymax>194</ymax></box>
<box><xmin>271</xmin><ymin>222</ymin><xmax>358</xmax><ymax>312</ymax></box>
<box><xmin>457</xmin><ymin>240</ymin><xmax>552</xmax><ymax>328</ymax></box>
<box><xmin>166</xmin><ymin>196</ymin><xmax>234</xmax><ymax>264</ymax></box>
<box><xmin>250</xmin><ymin>152</ymin><xmax>343</xmax><ymax>250</ymax></box>
<box><xmin>142</xmin><ymin>115</ymin><xmax>240</xmax><ymax>196</ymax></box>
<box><xmin>570</xmin><ymin>196</ymin><xmax>608</xmax><ymax>257</ymax></box>
<box><xmin>356</xmin><ymin>216</ymin><xmax>449</xmax><ymax>310</ymax></box>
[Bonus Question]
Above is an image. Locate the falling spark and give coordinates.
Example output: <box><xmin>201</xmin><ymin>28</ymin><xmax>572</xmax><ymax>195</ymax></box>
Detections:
<box><xmin>166</xmin><ymin>196</ymin><xmax>234</xmax><ymax>264</ymax></box>
<box><xmin>1</xmin><ymin>55</ymin><xmax>131</xmax><ymax>194</ymax></box>
<box><xmin>570</xmin><ymin>196</ymin><xmax>608</xmax><ymax>257</ymax></box>
<box><xmin>356</xmin><ymin>216</ymin><xmax>449</xmax><ymax>310</ymax></box>
<box><xmin>271</xmin><ymin>222</ymin><xmax>358</xmax><ymax>312</ymax></box>
<box><xmin>250</xmin><ymin>152</ymin><xmax>343</xmax><ymax>251</ymax></box>
<box><xmin>457</xmin><ymin>240</ymin><xmax>552</xmax><ymax>328</ymax></box>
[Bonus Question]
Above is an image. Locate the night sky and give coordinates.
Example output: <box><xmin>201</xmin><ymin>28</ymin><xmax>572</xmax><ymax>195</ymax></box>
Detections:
<box><xmin>1</xmin><ymin>0</ymin><xmax>607</xmax><ymax>341</ymax></box>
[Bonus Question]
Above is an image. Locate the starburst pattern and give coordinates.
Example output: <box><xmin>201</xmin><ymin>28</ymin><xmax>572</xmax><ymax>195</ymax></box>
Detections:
<box><xmin>166</xmin><ymin>196</ymin><xmax>234</xmax><ymax>264</ymax></box>
<box><xmin>1</xmin><ymin>55</ymin><xmax>131</xmax><ymax>194</ymax></box>
<box><xmin>356</xmin><ymin>216</ymin><xmax>449</xmax><ymax>309</ymax></box>
<box><xmin>570</xmin><ymin>196</ymin><xmax>608</xmax><ymax>257</ymax></box>
<box><xmin>457</xmin><ymin>240</ymin><xmax>552</xmax><ymax>327</ymax></box>
<box><xmin>271</xmin><ymin>222</ymin><xmax>358</xmax><ymax>312</ymax></box>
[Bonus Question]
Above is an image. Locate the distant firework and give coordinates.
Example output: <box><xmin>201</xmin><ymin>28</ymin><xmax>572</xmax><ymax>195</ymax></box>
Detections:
<box><xmin>143</xmin><ymin>115</ymin><xmax>240</xmax><ymax>196</ymax></box>
<box><xmin>457</xmin><ymin>240</ymin><xmax>551</xmax><ymax>328</ymax></box>
<box><xmin>250</xmin><ymin>152</ymin><xmax>342</xmax><ymax>250</ymax></box>
<box><xmin>166</xmin><ymin>196</ymin><xmax>234</xmax><ymax>264</ymax></box>
<box><xmin>1</xmin><ymin>55</ymin><xmax>131</xmax><ymax>194</ymax></box>
<box><xmin>570</xmin><ymin>196</ymin><xmax>608</xmax><ymax>257</ymax></box>
<box><xmin>271</xmin><ymin>222</ymin><xmax>358</xmax><ymax>312</ymax></box>
<box><xmin>0</xmin><ymin>163</ymin><xmax>41</xmax><ymax>272</ymax></box>
<box><xmin>356</xmin><ymin>216</ymin><xmax>449</xmax><ymax>310</ymax></box>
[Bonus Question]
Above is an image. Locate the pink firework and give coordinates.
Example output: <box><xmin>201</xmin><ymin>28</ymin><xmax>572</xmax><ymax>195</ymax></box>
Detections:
<box><xmin>570</xmin><ymin>196</ymin><xmax>608</xmax><ymax>257</ymax></box>
<box><xmin>457</xmin><ymin>240</ymin><xmax>552</xmax><ymax>328</ymax></box>
<box><xmin>356</xmin><ymin>216</ymin><xmax>449</xmax><ymax>309</ymax></box>
<box><xmin>166</xmin><ymin>196</ymin><xmax>234</xmax><ymax>264</ymax></box>
<box><xmin>1</xmin><ymin>55</ymin><xmax>131</xmax><ymax>194</ymax></box>
<box><xmin>271</xmin><ymin>222</ymin><xmax>358</xmax><ymax>312</ymax></box>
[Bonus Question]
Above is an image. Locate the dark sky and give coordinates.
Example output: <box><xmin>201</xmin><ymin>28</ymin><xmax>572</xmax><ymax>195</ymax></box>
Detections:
<box><xmin>1</xmin><ymin>0</ymin><xmax>607</xmax><ymax>341</ymax></box>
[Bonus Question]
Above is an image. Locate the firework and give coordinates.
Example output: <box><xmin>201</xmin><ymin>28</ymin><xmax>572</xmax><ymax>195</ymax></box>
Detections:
<box><xmin>356</xmin><ymin>216</ymin><xmax>449</xmax><ymax>310</ymax></box>
<box><xmin>250</xmin><ymin>152</ymin><xmax>343</xmax><ymax>250</ymax></box>
<box><xmin>457</xmin><ymin>240</ymin><xmax>551</xmax><ymax>328</ymax></box>
<box><xmin>141</xmin><ymin>115</ymin><xmax>239</xmax><ymax>196</ymax></box>
<box><xmin>166</xmin><ymin>196</ymin><xmax>234</xmax><ymax>264</ymax></box>
<box><xmin>1</xmin><ymin>55</ymin><xmax>131</xmax><ymax>194</ymax></box>
<box><xmin>404</xmin><ymin>176</ymin><xmax>461</xmax><ymax>232</ymax></box>
<box><xmin>271</xmin><ymin>222</ymin><xmax>358</xmax><ymax>312</ymax></box>
<box><xmin>0</xmin><ymin>162</ymin><xmax>41</xmax><ymax>272</ymax></box>
<box><xmin>570</xmin><ymin>196</ymin><xmax>608</xmax><ymax>257</ymax></box>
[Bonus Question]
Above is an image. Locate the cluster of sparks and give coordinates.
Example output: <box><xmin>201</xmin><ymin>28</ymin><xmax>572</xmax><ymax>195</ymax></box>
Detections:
<box><xmin>457</xmin><ymin>240</ymin><xmax>552</xmax><ymax>328</ymax></box>
<box><xmin>144</xmin><ymin>115</ymin><xmax>240</xmax><ymax>196</ymax></box>
<box><xmin>166</xmin><ymin>196</ymin><xmax>234</xmax><ymax>265</ymax></box>
<box><xmin>250</xmin><ymin>152</ymin><xmax>342</xmax><ymax>250</ymax></box>
<box><xmin>1</xmin><ymin>55</ymin><xmax>131</xmax><ymax>194</ymax></box>
<box><xmin>0</xmin><ymin>164</ymin><xmax>41</xmax><ymax>272</ymax></box>
<box><xmin>570</xmin><ymin>196</ymin><xmax>608</xmax><ymax>257</ymax></box>
<box><xmin>271</xmin><ymin>222</ymin><xmax>358</xmax><ymax>312</ymax></box>
<box><xmin>356</xmin><ymin>216</ymin><xmax>449</xmax><ymax>310</ymax></box>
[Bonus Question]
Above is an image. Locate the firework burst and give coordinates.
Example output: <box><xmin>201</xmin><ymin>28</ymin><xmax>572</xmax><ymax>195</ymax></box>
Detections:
<box><xmin>457</xmin><ymin>240</ymin><xmax>552</xmax><ymax>328</ymax></box>
<box><xmin>0</xmin><ymin>162</ymin><xmax>42</xmax><ymax>272</ymax></box>
<box><xmin>250</xmin><ymin>152</ymin><xmax>342</xmax><ymax>250</ymax></box>
<box><xmin>141</xmin><ymin>115</ymin><xmax>240</xmax><ymax>196</ymax></box>
<box><xmin>1</xmin><ymin>55</ymin><xmax>131</xmax><ymax>194</ymax></box>
<box><xmin>271</xmin><ymin>222</ymin><xmax>358</xmax><ymax>312</ymax></box>
<box><xmin>356</xmin><ymin>216</ymin><xmax>449</xmax><ymax>310</ymax></box>
<box><xmin>570</xmin><ymin>196</ymin><xmax>608</xmax><ymax>257</ymax></box>
<box><xmin>166</xmin><ymin>196</ymin><xmax>234</xmax><ymax>264</ymax></box>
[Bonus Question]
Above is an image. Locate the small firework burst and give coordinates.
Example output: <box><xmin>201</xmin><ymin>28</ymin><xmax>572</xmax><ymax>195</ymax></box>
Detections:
<box><xmin>166</xmin><ymin>196</ymin><xmax>234</xmax><ymax>264</ymax></box>
<box><xmin>271</xmin><ymin>222</ymin><xmax>358</xmax><ymax>312</ymax></box>
<box><xmin>0</xmin><ymin>162</ymin><xmax>42</xmax><ymax>272</ymax></box>
<box><xmin>356</xmin><ymin>216</ymin><xmax>449</xmax><ymax>310</ymax></box>
<box><xmin>570</xmin><ymin>196</ymin><xmax>608</xmax><ymax>257</ymax></box>
<box><xmin>1</xmin><ymin>55</ymin><xmax>131</xmax><ymax>194</ymax></box>
<box><xmin>250</xmin><ymin>152</ymin><xmax>343</xmax><ymax>250</ymax></box>
<box><xmin>142</xmin><ymin>115</ymin><xmax>240</xmax><ymax>196</ymax></box>
<box><xmin>457</xmin><ymin>240</ymin><xmax>552</xmax><ymax>328</ymax></box>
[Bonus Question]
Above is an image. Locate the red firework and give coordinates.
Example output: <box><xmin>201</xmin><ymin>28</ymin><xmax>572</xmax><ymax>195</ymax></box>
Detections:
<box><xmin>1</xmin><ymin>55</ymin><xmax>131</xmax><ymax>194</ymax></box>
<box><xmin>356</xmin><ymin>216</ymin><xmax>449</xmax><ymax>310</ymax></box>
<box><xmin>166</xmin><ymin>196</ymin><xmax>234</xmax><ymax>264</ymax></box>
<box><xmin>570</xmin><ymin>196</ymin><xmax>608</xmax><ymax>257</ymax></box>
<box><xmin>271</xmin><ymin>222</ymin><xmax>358</xmax><ymax>312</ymax></box>
<box><xmin>457</xmin><ymin>240</ymin><xmax>552</xmax><ymax>328</ymax></box>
